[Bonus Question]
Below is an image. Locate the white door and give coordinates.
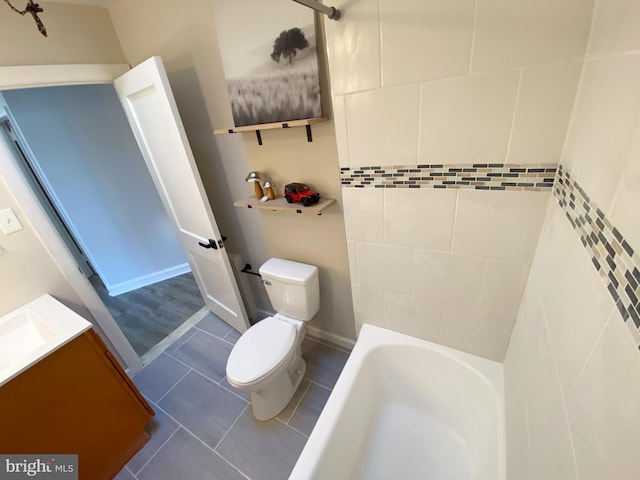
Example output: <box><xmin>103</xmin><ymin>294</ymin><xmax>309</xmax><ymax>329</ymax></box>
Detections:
<box><xmin>114</xmin><ymin>56</ymin><xmax>249</xmax><ymax>333</ymax></box>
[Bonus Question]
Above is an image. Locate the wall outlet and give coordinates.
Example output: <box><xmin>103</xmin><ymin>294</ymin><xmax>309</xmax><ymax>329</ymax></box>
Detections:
<box><xmin>0</xmin><ymin>208</ymin><xmax>23</xmax><ymax>234</ymax></box>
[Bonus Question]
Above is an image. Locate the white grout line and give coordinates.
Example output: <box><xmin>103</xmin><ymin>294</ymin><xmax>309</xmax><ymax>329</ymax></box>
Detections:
<box><xmin>215</xmin><ymin>451</ymin><xmax>252</xmax><ymax>480</ymax></box>
<box><xmin>212</xmin><ymin>404</ymin><xmax>248</xmax><ymax>452</ymax></box>
<box><xmin>274</xmin><ymin>416</ymin><xmax>310</xmax><ymax>439</ymax></box>
<box><xmin>142</xmin><ymin>402</ymin><xmax>251</xmax><ymax>479</ymax></box>
<box><xmin>538</xmin><ymin>298</ymin><xmax>581</xmax><ymax>478</ymax></box>
<box><xmin>133</xmin><ymin>425</ymin><xmax>181</xmax><ymax>476</ymax></box>
<box><xmin>475</xmin><ymin>258</ymin><xmax>491</xmax><ymax>311</ymax></box>
<box><xmin>162</xmin><ymin>353</ymin><xmax>239</xmax><ymax>397</ymax></box>
<box><xmin>217</xmin><ymin>376</ymin><xmax>251</xmax><ymax>404</ymax></box>
<box><xmin>503</xmin><ymin>67</ymin><xmax>524</xmax><ymax>164</ymax></box>
<box><xmin>583</xmin><ymin>0</ymin><xmax>600</xmax><ymax>60</ymax></box>
<box><xmin>416</xmin><ymin>83</ymin><xmax>424</xmax><ymax>165</ymax></box>
<box><xmin>192</xmin><ymin>324</ymin><xmax>237</xmax><ymax>346</ymax></box>
<box><xmin>156</xmin><ymin>367</ymin><xmax>193</xmax><ymax>403</ymax></box>
<box><xmin>449</xmin><ymin>190</ymin><xmax>460</xmax><ymax>252</ymax></box>
<box><xmin>305</xmin><ymin>378</ymin><xmax>333</xmax><ymax>392</ymax></box>
<box><xmin>283</xmin><ymin>380</ymin><xmax>313</xmax><ymax>424</ymax></box>
<box><xmin>377</xmin><ymin>0</ymin><xmax>383</xmax><ymax>88</ymax></box>
<box><xmin>468</xmin><ymin>0</ymin><xmax>479</xmax><ymax>75</ymax></box>
<box><xmin>567</xmin><ymin>306</ymin><xmax>616</xmax><ymax>398</ymax></box>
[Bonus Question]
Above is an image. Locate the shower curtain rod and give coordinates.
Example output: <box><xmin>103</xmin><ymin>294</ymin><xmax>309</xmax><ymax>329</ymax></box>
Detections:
<box><xmin>291</xmin><ymin>0</ymin><xmax>341</xmax><ymax>20</ymax></box>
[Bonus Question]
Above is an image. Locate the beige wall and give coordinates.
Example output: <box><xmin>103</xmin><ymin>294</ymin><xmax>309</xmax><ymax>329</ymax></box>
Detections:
<box><xmin>108</xmin><ymin>0</ymin><xmax>355</xmax><ymax>340</ymax></box>
<box><xmin>0</xmin><ymin>170</ymin><xmax>84</xmax><ymax>316</ymax></box>
<box><xmin>324</xmin><ymin>0</ymin><xmax>591</xmax><ymax>360</ymax></box>
<box><xmin>504</xmin><ymin>0</ymin><xmax>640</xmax><ymax>477</ymax></box>
<box><xmin>0</xmin><ymin>3</ymin><xmax>125</xmax><ymax>66</ymax></box>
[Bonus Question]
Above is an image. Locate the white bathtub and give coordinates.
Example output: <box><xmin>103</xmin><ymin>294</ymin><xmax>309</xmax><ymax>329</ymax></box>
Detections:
<box><xmin>289</xmin><ymin>324</ymin><xmax>505</xmax><ymax>480</ymax></box>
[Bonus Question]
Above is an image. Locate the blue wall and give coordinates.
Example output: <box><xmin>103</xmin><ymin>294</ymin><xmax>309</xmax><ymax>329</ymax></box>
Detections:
<box><xmin>4</xmin><ymin>84</ymin><xmax>188</xmax><ymax>294</ymax></box>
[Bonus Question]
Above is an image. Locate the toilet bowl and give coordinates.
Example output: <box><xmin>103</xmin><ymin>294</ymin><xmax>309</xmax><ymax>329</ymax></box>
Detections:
<box><xmin>226</xmin><ymin>259</ymin><xmax>319</xmax><ymax>421</ymax></box>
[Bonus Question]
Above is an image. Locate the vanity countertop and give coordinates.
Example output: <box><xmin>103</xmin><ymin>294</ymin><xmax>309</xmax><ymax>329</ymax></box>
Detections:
<box><xmin>0</xmin><ymin>294</ymin><xmax>92</xmax><ymax>387</ymax></box>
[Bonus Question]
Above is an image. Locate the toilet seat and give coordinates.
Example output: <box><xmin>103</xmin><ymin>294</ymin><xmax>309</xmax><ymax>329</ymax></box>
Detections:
<box><xmin>226</xmin><ymin>317</ymin><xmax>296</xmax><ymax>387</ymax></box>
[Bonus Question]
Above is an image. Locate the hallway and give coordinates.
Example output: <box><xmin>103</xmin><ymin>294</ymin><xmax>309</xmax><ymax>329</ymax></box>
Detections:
<box><xmin>90</xmin><ymin>272</ymin><xmax>204</xmax><ymax>357</ymax></box>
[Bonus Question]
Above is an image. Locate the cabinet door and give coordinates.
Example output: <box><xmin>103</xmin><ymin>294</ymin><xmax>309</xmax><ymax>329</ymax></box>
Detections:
<box><xmin>0</xmin><ymin>331</ymin><xmax>154</xmax><ymax>480</ymax></box>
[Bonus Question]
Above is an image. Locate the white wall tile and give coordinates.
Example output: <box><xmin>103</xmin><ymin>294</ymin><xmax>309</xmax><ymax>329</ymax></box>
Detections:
<box><xmin>419</xmin><ymin>71</ymin><xmax>519</xmax><ymax>164</ymax></box>
<box><xmin>331</xmin><ymin>95</ymin><xmax>350</xmax><ymax>167</ymax></box>
<box><xmin>351</xmin><ymin>283</ymin><xmax>385</xmax><ymax>334</ymax></box>
<box><xmin>383</xmin><ymin>292</ymin><xmax>442</xmax><ymax>342</ymax></box>
<box><xmin>507</xmin><ymin>62</ymin><xmax>582</xmax><ymax>165</ymax></box>
<box><xmin>413</xmin><ymin>250</ymin><xmax>486</xmax><ymax>308</ymax></box>
<box><xmin>341</xmin><ymin>188</ymin><xmax>384</xmax><ymax>242</ymax></box>
<box><xmin>346</xmin><ymin>85</ymin><xmax>420</xmax><ymax>167</ymax></box>
<box><xmin>346</xmin><ymin>240</ymin><xmax>358</xmax><ymax>284</ymax></box>
<box><xmin>587</xmin><ymin>0</ymin><xmax>640</xmax><ymax>58</ymax></box>
<box><xmin>504</xmin><ymin>399</ymin><xmax>533</xmax><ymax>480</ymax></box>
<box><xmin>523</xmin><ymin>200</ymin><xmax>575</xmax><ymax>295</ymax></box>
<box><xmin>504</xmin><ymin>288</ymin><xmax>542</xmax><ymax>401</ymax></box>
<box><xmin>519</xmin><ymin>297</ymin><xmax>579</xmax><ymax>480</ymax></box>
<box><xmin>562</xmin><ymin>54</ymin><xmax>640</xmax><ymax>213</ymax></box>
<box><xmin>324</xmin><ymin>0</ymin><xmax>381</xmax><ymax>95</ymax></box>
<box><xmin>504</xmin><ymin>290</ymin><xmax>544</xmax><ymax>478</ymax></box>
<box><xmin>440</xmin><ymin>306</ymin><xmax>514</xmax><ymax>361</ymax></box>
<box><xmin>356</xmin><ymin>242</ymin><xmax>413</xmax><ymax>294</ymax></box>
<box><xmin>534</xmin><ymin>212</ymin><xmax>616</xmax><ymax>394</ymax></box>
<box><xmin>479</xmin><ymin>259</ymin><xmax>529</xmax><ymax>319</ymax></box>
<box><xmin>505</xmin><ymin>287</ymin><xmax>580</xmax><ymax>478</ymax></box>
<box><xmin>384</xmin><ymin>188</ymin><xmax>457</xmax><ymax>251</ymax></box>
<box><xmin>609</xmin><ymin>120</ymin><xmax>640</xmax><ymax>250</ymax></box>
<box><xmin>567</xmin><ymin>314</ymin><xmax>640</xmax><ymax>480</ymax></box>
<box><xmin>527</xmin><ymin>369</ymin><xmax>579</xmax><ymax>480</ymax></box>
<box><xmin>452</xmin><ymin>190</ymin><xmax>550</xmax><ymax>263</ymax></box>
<box><xmin>472</xmin><ymin>0</ymin><xmax>594</xmax><ymax>73</ymax></box>
<box><xmin>379</xmin><ymin>0</ymin><xmax>474</xmax><ymax>86</ymax></box>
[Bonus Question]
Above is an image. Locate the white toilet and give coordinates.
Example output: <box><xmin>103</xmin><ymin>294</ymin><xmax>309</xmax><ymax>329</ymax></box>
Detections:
<box><xmin>226</xmin><ymin>258</ymin><xmax>320</xmax><ymax>421</ymax></box>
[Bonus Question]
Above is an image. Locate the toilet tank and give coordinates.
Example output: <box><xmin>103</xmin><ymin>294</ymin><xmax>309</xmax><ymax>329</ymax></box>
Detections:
<box><xmin>259</xmin><ymin>258</ymin><xmax>319</xmax><ymax>321</ymax></box>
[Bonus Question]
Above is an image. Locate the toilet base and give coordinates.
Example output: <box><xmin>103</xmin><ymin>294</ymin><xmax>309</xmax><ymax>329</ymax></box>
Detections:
<box><xmin>250</xmin><ymin>357</ymin><xmax>306</xmax><ymax>421</ymax></box>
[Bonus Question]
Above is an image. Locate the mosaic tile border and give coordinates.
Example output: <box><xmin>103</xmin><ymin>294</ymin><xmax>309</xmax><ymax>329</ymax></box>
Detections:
<box><xmin>340</xmin><ymin>163</ymin><xmax>557</xmax><ymax>191</ymax></box>
<box><xmin>555</xmin><ymin>165</ymin><xmax>640</xmax><ymax>348</ymax></box>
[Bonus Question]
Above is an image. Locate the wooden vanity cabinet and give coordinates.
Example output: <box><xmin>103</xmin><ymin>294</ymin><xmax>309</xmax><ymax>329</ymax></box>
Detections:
<box><xmin>0</xmin><ymin>329</ymin><xmax>154</xmax><ymax>480</ymax></box>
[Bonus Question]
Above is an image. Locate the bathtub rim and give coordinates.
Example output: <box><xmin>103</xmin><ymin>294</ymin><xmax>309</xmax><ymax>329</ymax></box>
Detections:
<box><xmin>289</xmin><ymin>323</ymin><xmax>506</xmax><ymax>480</ymax></box>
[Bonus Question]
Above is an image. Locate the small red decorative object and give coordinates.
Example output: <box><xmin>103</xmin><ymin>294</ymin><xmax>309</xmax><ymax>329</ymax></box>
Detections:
<box><xmin>284</xmin><ymin>183</ymin><xmax>321</xmax><ymax>207</ymax></box>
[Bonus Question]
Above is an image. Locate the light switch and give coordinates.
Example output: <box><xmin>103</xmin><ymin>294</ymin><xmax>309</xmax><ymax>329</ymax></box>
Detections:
<box><xmin>0</xmin><ymin>208</ymin><xmax>23</xmax><ymax>234</ymax></box>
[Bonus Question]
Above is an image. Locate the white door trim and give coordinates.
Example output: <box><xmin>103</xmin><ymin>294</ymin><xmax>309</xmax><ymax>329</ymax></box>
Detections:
<box><xmin>0</xmin><ymin>64</ymin><xmax>130</xmax><ymax>91</ymax></box>
<box><xmin>0</xmin><ymin>63</ymin><xmax>142</xmax><ymax>373</ymax></box>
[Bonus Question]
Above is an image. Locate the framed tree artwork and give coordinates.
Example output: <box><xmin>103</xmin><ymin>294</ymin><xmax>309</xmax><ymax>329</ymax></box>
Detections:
<box><xmin>212</xmin><ymin>0</ymin><xmax>323</xmax><ymax>128</ymax></box>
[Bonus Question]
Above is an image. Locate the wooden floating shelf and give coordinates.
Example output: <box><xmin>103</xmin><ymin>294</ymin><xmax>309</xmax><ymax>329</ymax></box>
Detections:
<box><xmin>233</xmin><ymin>196</ymin><xmax>336</xmax><ymax>215</ymax></box>
<box><xmin>214</xmin><ymin>117</ymin><xmax>329</xmax><ymax>145</ymax></box>
<box><xmin>214</xmin><ymin>117</ymin><xmax>328</xmax><ymax>135</ymax></box>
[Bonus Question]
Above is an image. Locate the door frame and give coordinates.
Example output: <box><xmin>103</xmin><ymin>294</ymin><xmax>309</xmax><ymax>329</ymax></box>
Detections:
<box><xmin>0</xmin><ymin>63</ymin><xmax>144</xmax><ymax>373</ymax></box>
<box><xmin>0</xmin><ymin>118</ymin><xmax>96</xmax><ymax>278</ymax></box>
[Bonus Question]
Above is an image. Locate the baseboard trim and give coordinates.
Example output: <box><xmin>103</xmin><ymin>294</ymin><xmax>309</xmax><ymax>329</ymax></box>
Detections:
<box><xmin>306</xmin><ymin>325</ymin><xmax>355</xmax><ymax>351</ymax></box>
<box><xmin>106</xmin><ymin>263</ymin><xmax>191</xmax><ymax>297</ymax></box>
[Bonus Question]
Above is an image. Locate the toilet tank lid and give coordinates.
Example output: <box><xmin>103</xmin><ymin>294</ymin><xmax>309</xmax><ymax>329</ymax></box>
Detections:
<box><xmin>259</xmin><ymin>258</ymin><xmax>318</xmax><ymax>286</ymax></box>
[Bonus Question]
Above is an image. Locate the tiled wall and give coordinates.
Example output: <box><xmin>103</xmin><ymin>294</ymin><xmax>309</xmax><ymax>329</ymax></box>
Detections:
<box><xmin>504</xmin><ymin>0</ymin><xmax>640</xmax><ymax>477</ymax></box>
<box><xmin>324</xmin><ymin>0</ymin><xmax>591</xmax><ymax>360</ymax></box>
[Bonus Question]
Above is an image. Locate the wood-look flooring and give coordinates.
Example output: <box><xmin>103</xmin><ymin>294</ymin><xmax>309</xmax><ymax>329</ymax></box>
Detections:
<box><xmin>90</xmin><ymin>273</ymin><xmax>205</xmax><ymax>357</ymax></box>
